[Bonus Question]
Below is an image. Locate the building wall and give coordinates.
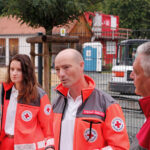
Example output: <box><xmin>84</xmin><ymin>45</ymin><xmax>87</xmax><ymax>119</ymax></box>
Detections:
<box><xmin>0</xmin><ymin>34</ymin><xmax>39</xmax><ymax>82</ymax></box>
<box><xmin>69</xmin><ymin>15</ymin><xmax>92</xmax><ymax>44</ymax></box>
<box><xmin>0</xmin><ymin>34</ymin><xmax>39</xmax><ymax>66</ymax></box>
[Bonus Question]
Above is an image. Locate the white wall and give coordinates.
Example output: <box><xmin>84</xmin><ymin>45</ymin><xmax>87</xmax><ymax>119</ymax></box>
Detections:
<box><xmin>0</xmin><ymin>34</ymin><xmax>39</xmax><ymax>67</ymax></box>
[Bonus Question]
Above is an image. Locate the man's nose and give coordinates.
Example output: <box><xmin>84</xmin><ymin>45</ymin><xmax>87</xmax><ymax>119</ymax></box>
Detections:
<box><xmin>59</xmin><ymin>69</ymin><xmax>65</xmax><ymax>77</ymax></box>
<box><xmin>130</xmin><ymin>71</ymin><xmax>134</xmax><ymax>79</ymax></box>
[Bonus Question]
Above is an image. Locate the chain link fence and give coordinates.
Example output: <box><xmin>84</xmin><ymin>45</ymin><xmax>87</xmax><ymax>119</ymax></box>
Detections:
<box><xmin>0</xmin><ymin>33</ymin><xmax>146</xmax><ymax>143</ymax></box>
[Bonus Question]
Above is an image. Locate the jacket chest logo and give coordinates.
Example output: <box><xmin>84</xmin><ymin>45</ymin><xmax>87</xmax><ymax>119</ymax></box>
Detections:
<box><xmin>21</xmin><ymin>110</ymin><xmax>32</xmax><ymax>122</ymax></box>
<box><xmin>84</xmin><ymin>128</ymin><xmax>97</xmax><ymax>143</ymax></box>
<box><xmin>44</xmin><ymin>104</ymin><xmax>51</xmax><ymax>115</ymax></box>
<box><xmin>111</xmin><ymin>117</ymin><xmax>124</xmax><ymax>132</ymax></box>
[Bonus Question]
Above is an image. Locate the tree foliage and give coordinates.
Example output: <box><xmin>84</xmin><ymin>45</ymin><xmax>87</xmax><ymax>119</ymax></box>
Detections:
<box><xmin>2</xmin><ymin>0</ymin><xmax>98</xmax><ymax>34</ymax></box>
<box><xmin>100</xmin><ymin>0</ymin><xmax>150</xmax><ymax>30</ymax></box>
<box><xmin>0</xmin><ymin>0</ymin><xmax>6</xmax><ymax>15</ymax></box>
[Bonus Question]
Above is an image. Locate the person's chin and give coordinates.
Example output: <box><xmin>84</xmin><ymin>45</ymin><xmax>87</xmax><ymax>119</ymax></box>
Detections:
<box><xmin>135</xmin><ymin>90</ymin><xmax>141</xmax><ymax>96</ymax></box>
<box><xmin>11</xmin><ymin>80</ymin><xmax>17</xmax><ymax>83</ymax></box>
<box><xmin>12</xmin><ymin>80</ymin><xmax>21</xmax><ymax>85</ymax></box>
<box><xmin>62</xmin><ymin>83</ymin><xmax>70</xmax><ymax>88</ymax></box>
<box><xmin>62</xmin><ymin>83</ymin><xmax>68</xmax><ymax>87</ymax></box>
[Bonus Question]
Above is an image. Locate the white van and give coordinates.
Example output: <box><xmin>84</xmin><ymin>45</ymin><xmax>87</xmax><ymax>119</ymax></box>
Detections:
<box><xmin>109</xmin><ymin>39</ymin><xmax>150</xmax><ymax>94</ymax></box>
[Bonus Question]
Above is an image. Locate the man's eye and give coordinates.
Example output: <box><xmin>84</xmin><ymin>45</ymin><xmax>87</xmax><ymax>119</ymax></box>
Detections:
<box><xmin>55</xmin><ymin>68</ymin><xmax>60</xmax><ymax>71</ymax></box>
<box><xmin>64</xmin><ymin>66</ymin><xmax>69</xmax><ymax>69</ymax></box>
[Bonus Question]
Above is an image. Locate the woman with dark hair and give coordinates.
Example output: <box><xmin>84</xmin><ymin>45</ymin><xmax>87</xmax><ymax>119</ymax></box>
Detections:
<box><xmin>0</xmin><ymin>54</ymin><xmax>54</xmax><ymax>150</ymax></box>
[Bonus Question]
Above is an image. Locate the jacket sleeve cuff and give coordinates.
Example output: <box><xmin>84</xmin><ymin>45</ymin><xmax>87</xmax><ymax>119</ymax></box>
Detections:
<box><xmin>101</xmin><ymin>146</ymin><xmax>113</xmax><ymax>150</ymax></box>
<box><xmin>45</xmin><ymin>138</ymin><xmax>54</xmax><ymax>146</ymax></box>
<box><xmin>45</xmin><ymin>145</ymin><xmax>55</xmax><ymax>150</ymax></box>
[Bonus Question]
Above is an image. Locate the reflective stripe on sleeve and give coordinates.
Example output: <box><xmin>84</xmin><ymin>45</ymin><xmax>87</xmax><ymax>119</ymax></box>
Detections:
<box><xmin>102</xmin><ymin>146</ymin><xmax>113</xmax><ymax>150</ymax></box>
<box><xmin>15</xmin><ymin>143</ymin><xmax>36</xmax><ymax>150</ymax></box>
<box><xmin>37</xmin><ymin>140</ymin><xmax>45</xmax><ymax>149</ymax></box>
<box><xmin>46</xmin><ymin>138</ymin><xmax>54</xmax><ymax>146</ymax></box>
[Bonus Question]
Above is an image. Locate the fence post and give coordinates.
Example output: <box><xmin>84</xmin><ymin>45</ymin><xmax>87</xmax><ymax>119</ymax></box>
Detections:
<box><xmin>43</xmin><ymin>42</ymin><xmax>50</xmax><ymax>98</ymax></box>
<box><xmin>30</xmin><ymin>43</ymin><xmax>35</xmax><ymax>66</ymax></box>
<box><xmin>38</xmin><ymin>32</ymin><xmax>43</xmax><ymax>86</ymax></box>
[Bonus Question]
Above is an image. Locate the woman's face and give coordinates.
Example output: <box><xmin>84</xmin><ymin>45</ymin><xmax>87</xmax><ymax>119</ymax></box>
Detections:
<box><xmin>10</xmin><ymin>60</ymin><xmax>23</xmax><ymax>87</ymax></box>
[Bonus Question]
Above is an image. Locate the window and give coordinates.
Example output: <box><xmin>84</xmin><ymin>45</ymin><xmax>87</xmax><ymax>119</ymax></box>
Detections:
<box><xmin>9</xmin><ymin>38</ymin><xmax>19</xmax><ymax>60</ymax></box>
<box><xmin>0</xmin><ymin>39</ymin><xmax>6</xmax><ymax>66</ymax></box>
<box><xmin>106</xmin><ymin>41</ymin><xmax>116</xmax><ymax>54</ymax></box>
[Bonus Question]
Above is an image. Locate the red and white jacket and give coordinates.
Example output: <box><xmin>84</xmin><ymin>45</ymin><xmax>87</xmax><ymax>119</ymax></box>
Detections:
<box><xmin>130</xmin><ymin>96</ymin><xmax>150</xmax><ymax>150</ymax></box>
<box><xmin>53</xmin><ymin>75</ymin><xmax>130</xmax><ymax>150</ymax></box>
<box><xmin>0</xmin><ymin>82</ymin><xmax>54</xmax><ymax>150</ymax></box>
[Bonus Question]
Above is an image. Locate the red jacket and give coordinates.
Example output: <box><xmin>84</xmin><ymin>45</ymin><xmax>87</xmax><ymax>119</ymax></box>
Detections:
<box><xmin>53</xmin><ymin>75</ymin><xmax>130</xmax><ymax>150</ymax></box>
<box><xmin>130</xmin><ymin>96</ymin><xmax>150</xmax><ymax>150</ymax></box>
<box><xmin>0</xmin><ymin>82</ymin><xmax>54</xmax><ymax>150</ymax></box>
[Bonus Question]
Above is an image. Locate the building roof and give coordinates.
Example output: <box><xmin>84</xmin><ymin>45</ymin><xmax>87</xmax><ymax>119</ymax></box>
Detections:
<box><xmin>0</xmin><ymin>13</ymin><xmax>92</xmax><ymax>35</ymax></box>
<box><xmin>0</xmin><ymin>14</ymin><xmax>131</xmax><ymax>40</ymax></box>
<box><xmin>52</xmin><ymin>20</ymin><xmax>78</xmax><ymax>35</ymax></box>
<box><xmin>0</xmin><ymin>16</ymin><xmax>45</xmax><ymax>34</ymax></box>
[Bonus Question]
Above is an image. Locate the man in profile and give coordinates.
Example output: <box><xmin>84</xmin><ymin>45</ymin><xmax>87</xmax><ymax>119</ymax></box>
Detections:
<box><xmin>130</xmin><ymin>42</ymin><xmax>150</xmax><ymax>149</ymax></box>
<box><xmin>53</xmin><ymin>48</ymin><xmax>130</xmax><ymax>150</ymax></box>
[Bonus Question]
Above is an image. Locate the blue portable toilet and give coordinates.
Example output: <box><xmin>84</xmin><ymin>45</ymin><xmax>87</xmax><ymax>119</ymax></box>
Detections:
<box><xmin>83</xmin><ymin>42</ymin><xmax>102</xmax><ymax>72</ymax></box>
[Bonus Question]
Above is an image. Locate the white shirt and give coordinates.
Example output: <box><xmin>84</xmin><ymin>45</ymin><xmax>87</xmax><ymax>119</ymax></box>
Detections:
<box><xmin>5</xmin><ymin>86</ymin><xmax>18</xmax><ymax>135</ymax></box>
<box><xmin>60</xmin><ymin>92</ymin><xmax>82</xmax><ymax>150</ymax></box>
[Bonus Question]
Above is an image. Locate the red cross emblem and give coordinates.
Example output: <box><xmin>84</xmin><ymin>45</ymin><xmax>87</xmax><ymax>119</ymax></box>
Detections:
<box><xmin>44</xmin><ymin>104</ymin><xmax>51</xmax><ymax>115</ymax></box>
<box><xmin>87</xmin><ymin>133</ymin><xmax>94</xmax><ymax>138</ymax></box>
<box><xmin>111</xmin><ymin>117</ymin><xmax>124</xmax><ymax>132</ymax></box>
<box><xmin>25</xmin><ymin>113</ymin><xmax>29</xmax><ymax>119</ymax></box>
<box><xmin>115</xmin><ymin>121</ymin><xmax>121</xmax><ymax>128</ymax></box>
<box><xmin>21</xmin><ymin>110</ymin><xmax>32</xmax><ymax>122</ymax></box>
<box><xmin>84</xmin><ymin>128</ymin><xmax>97</xmax><ymax>143</ymax></box>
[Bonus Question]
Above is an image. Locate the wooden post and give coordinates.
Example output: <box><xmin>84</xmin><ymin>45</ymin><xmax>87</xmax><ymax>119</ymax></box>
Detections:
<box><xmin>30</xmin><ymin>43</ymin><xmax>35</xmax><ymax>66</ymax></box>
<box><xmin>71</xmin><ymin>43</ymin><xmax>76</xmax><ymax>49</ymax></box>
<box><xmin>43</xmin><ymin>42</ymin><xmax>50</xmax><ymax>97</ymax></box>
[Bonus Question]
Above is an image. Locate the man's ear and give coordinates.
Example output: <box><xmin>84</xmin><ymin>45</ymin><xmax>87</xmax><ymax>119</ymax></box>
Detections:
<box><xmin>80</xmin><ymin>61</ymin><xmax>84</xmax><ymax>70</ymax></box>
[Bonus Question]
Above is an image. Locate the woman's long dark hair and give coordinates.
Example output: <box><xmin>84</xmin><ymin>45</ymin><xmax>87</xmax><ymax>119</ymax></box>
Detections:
<box><xmin>7</xmin><ymin>54</ymin><xmax>38</xmax><ymax>104</ymax></box>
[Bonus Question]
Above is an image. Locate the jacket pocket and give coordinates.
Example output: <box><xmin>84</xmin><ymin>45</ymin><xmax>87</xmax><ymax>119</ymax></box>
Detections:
<box><xmin>82</xmin><ymin>119</ymin><xmax>102</xmax><ymax>142</ymax></box>
<box><xmin>74</xmin><ymin>118</ymin><xmax>105</xmax><ymax>149</ymax></box>
<box><xmin>16</xmin><ymin>104</ymin><xmax>39</xmax><ymax>134</ymax></box>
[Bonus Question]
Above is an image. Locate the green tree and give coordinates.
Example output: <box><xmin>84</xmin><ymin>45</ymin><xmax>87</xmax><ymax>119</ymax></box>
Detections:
<box><xmin>0</xmin><ymin>0</ymin><xmax>6</xmax><ymax>15</ymax></box>
<box><xmin>100</xmin><ymin>0</ymin><xmax>150</xmax><ymax>30</ymax></box>
<box><xmin>2</xmin><ymin>0</ymin><xmax>98</xmax><ymax>34</ymax></box>
<box><xmin>1</xmin><ymin>0</ymin><xmax>100</xmax><ymax>96</ymax></box>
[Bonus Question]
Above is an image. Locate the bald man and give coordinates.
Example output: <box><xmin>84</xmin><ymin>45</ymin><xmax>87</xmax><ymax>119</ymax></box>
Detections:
<box><xmin>52</xmin><ymin>49</ymin><xmax>130</xmax><ymax>150</ymax></box>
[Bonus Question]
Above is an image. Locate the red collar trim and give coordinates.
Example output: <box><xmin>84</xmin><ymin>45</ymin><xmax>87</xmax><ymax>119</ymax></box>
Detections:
<box><xmin>81</xmin><ymin>74</ymin><xmax>95</xmax><ymax>102</ymax></box>
<box><xmin>55</xmin><ymin>83</ymin><xmax>69</xmax><ymax>97</ymax></box>
<box><xmin>55</xmin><ymin>74</ymin><xmax>95</xmax><ymax>101</ymax></box>
<box><xmin>3</xmin><ymin>82</ymin><xmax>14</xmax><ymax>91</ymax></box>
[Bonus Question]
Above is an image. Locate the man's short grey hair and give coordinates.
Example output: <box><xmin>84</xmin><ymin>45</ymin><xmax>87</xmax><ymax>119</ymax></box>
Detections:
<box><xmin>137</xmin><ymin>42</ymin><xmax>150</xmax><ymax>76</ymax></box>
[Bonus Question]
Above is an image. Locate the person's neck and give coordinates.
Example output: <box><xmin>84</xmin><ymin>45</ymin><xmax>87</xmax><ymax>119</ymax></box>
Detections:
<box><xmin>14</xmin><ymin>83</ymin><xmax>21</xmax><ymax>91</ymax></box>
<box><xmin>69</xmin><ymin>79</ymin><xmax>88</xmax><ymax>100</ymax></box>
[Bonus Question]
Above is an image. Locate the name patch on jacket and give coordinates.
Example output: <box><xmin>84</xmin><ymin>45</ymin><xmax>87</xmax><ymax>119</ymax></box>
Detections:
<box><xmin>83</xmin><ymin>110</ymin><xmax>105</xmax><ymax>117</ymax></box>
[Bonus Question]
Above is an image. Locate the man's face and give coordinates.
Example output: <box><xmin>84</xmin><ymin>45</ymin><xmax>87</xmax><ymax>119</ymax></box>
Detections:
<box><xmin>55</xmin><ymin>53</ymin><xmax>83</xmax><ymax>89</ymax></box>
<box><xmin>130</xmin><ymin>54</ymin><xmax>150</xmax><ymax>97</ymax></box>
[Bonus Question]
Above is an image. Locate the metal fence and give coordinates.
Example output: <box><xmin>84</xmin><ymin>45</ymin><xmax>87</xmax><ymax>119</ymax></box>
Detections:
<box><xmin>0</xmin><ymin>33</ymin><xmax>145</xmax><ymax>144</ymax></box>
<box><xmin>51</xmin><ymin>68</ymin><xmax>144</xmax><ymax>143</ymax></box>
<box><xmin>50</xmin><ymin>41</ymin><xmax>145</xmax><ymax>143</ymax></box>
